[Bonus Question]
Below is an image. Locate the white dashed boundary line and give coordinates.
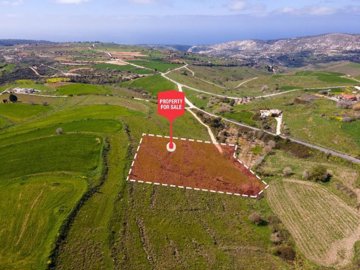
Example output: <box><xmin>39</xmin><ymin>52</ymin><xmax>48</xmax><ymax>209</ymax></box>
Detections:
<box><xmin>126</xmin><ymin>133</ymin><xmax>269</xmax><ymax>199</ymax></box>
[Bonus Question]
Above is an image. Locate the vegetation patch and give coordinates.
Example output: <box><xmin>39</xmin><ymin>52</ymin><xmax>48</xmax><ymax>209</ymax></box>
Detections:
<box><xmin>94</xmin><ymin>63</ymin><xmax>153</xmax><ymax>75</ymax></box>
<box><xmin>129</xmin><ymin>59</ymin><xmax>181</xmax><ymax>72</ymax></box>
<box><xmin>295</xmin><ymin>71</ymin><xmax>357</xmax><ymax>84</ymax></box>
<box><xmin>46</xmin><ymin>77</ymin><xmax>71</xmax><ymax>83</ymax></box>
<box><xmin>56</xmin><ymin>83</ymin><xmax>112</xmax><ymax>96</ymax></box>
<box><xmin>0</xmin><ymin>103</ymin><xmax>52</xmax><ymax>122</ymax></box>
<box><xmin>121</xmin><ymin>74</ymin><xmax>176</xmax><ymax>96</ymax></box>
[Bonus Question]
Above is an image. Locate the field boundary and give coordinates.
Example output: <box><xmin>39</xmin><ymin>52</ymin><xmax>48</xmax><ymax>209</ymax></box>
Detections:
<box><xmin>126</xmin><ymin>133</ymin><xmax>269</xmax><ymax>199</ymax></box>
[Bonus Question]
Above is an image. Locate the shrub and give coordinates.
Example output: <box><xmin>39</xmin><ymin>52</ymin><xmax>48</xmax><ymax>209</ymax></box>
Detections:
<box><xmin>56</xmin><ymin>128</ymin><xmax>63</xmax><ymax>135</ymax></box>
<box><xmin>337</xmin><ymin>101</ymin><xmax>353</xmax><ymax>109</ymax></box>
<box><xmin>353</xmin><ymin>241</ymin><xmax>360</xmax><ymax>268</ymax></box>
<box><xmin>270</xmin><ymin>232</ymin><xmax>283</xmax><ymax>244</ymax></box>
<box><xmin>267</xmin><ymin>140</ymin><xmax>276</xmax><ymax>149</ymax></box>
<box><xmin>9</xmin><ymin>94</ymin><xmax>18</xmax><ymax>103</ymax></box>
<box><xmin>342</xmin><ymin>116</ymin><xmax>355</xmax><ymax>122</ymax></box>
<box><xmin>353</xmin><ymin>102</ymin><xmax>360</xmax><ymax>111</ymax></box>
<box><xmin>282</xmin><ymin>167</ymin><xmax>293</xmax><ymax>177</ymax></box>
<box><xmin>308</xmin><ymin>165</ymin><xmax>331</xmax><ymax>182</ymax></box>
<box><xmin>215</xmin><ymin>103</ymin><xmax>232</xmax><ymax>114</ymax></box>
<box><xmin>248</xmin><ymin>212</ymin><xmax>266</xmax><ymax>225</ymax></box>
<box><xmin>273</xmin><ymin>245</ymin><xmax>296</xmax><ymax>261</ymax></box>
<box><xmin>302</xmin><ymin>170</ymin><xmax>310</xmax><ymax>180</ymax></box>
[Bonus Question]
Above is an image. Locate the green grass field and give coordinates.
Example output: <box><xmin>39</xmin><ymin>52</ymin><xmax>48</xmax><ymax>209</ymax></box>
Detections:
<box><xmin>0</xmin><ymin>175</ymin><xmax>87</xmax><ymax>270</ymax></box>
<box><xmin>110</xmin><ymin>183</ymin><xmax>291</xmax><ymax>270</ymax></box>
<box><xmin>294</xmin><ymin>71</ymin><xmax>357</xmax><ymax>84</ymax></box>
<box><xmin>188</xmin><ymin>65</ymin><xmax>265</xmax><ymax>88</ymax></box>
<box><xmin>0</xmin><ymin>103</ymin><xmax>52</xmax><ymax>122</ymax></box>
<box><xmin>315</xmin><ymin>61</ymin><xmax>360</xmax><ymax>77</ymax></box>
<box><xmin>121</xmin><ymin>74</ymin><xmax>176</xmax><ymax>96</ymax></box>
<box><xmin>0</xmin><ymin>134</ymin><xmax>103</xmax><ymax>180</ymax></box>
<box><xmin>56</xmin><ymin>83</ymin><xmax>112</xmax><ymax>96</ymax></box>
<box><xmin>129</xmin><ymin>59</ymin><xmax>181</xmax><ymax>72</ymax></box>
<box><xmin>94</xmin><ymin>63</ymin><xmax>153</xmax><ymax>75</ymax></box>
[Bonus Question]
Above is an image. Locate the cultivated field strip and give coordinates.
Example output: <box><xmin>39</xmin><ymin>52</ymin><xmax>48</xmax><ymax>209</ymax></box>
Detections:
<box><xmin>267</xmin><ymin>179</ymin><xmax>360</xmax><ymax>267</ymax></box>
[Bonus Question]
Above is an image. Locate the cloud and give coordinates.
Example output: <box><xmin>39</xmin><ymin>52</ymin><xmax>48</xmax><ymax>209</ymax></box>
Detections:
<box><xmin>0</xmin><ymin>0</ymin><xmax>23</xmax><ymax>6</ymax></box>
<box><xmin>278</xmin><ymin>6</ymin><xmax>338</xmax><ymax>16</ymax></box>
<box><xmin>229</xmin><ymin>0</ymin><xmax>247</xmax><ymax>11</ymax></box>
<box><xmin>129</xmin><ymin>0</ymin><xmax>156</xmax><ymax>4</ymax></box>
<box><xmin>55</xmin><ymin>0</ymin><xmax>89</xmax><ymax>4</ymax></box>
<box><xmin>228</xmin><ymin>0</ymin><xmax>267</xmax><ymax>15</ymax></box>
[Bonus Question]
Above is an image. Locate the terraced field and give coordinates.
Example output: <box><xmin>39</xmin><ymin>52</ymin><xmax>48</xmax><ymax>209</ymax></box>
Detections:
<box><xmin>267</xmin><ymin>179</ymin><xmax>360</xmax><ymax>267</ymax></box>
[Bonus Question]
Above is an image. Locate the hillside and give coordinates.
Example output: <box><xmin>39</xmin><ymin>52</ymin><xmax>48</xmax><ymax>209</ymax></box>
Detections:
<box><xmin>189</xmin><ymin>33</ymin><xmax>360</xmax><ymax>67</ymax></box>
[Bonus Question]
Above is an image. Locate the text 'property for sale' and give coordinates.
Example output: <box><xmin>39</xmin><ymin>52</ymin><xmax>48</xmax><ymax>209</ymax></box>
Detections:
<box><xmin>159</xmin><ymin>98</ymin><xmax>183</xmax><ymax>110</ymax></box>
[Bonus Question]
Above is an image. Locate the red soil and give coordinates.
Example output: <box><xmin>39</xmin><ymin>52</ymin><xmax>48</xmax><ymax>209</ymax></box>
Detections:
<box><xmin>129</xmin><ymin>136</ymin><xmax>265</xmax><ymax>196</ymax></box>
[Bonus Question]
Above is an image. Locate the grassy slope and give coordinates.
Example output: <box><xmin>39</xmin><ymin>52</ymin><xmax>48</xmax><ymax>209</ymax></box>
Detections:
<box><xmin>0</xmin><ymin>103</ymin><xmax>51</xmax><ymax>122</ymax></box>
<box><xmin>0</xmin><ymin>99</ymin><xmax>133</xmax><ymax>269</ymax></box>
<box><xmin>121</xmin><ymin>74</ymin><xmax>176</xmax><ymax>96</ymax></box>
<box><xmin>168</xmin><ymin>70</ymin><xmax>226</xmax><ymax>95</ymax></box>
<box><xmin>0</xmin><ymin>175</ymin><xmax>87</xmax><ymax>270</ymax></box>
<box><xmin>55</xmin><ymin>133</ymin><xmax>128</xmax><ymax>270</ymax></box>
<box><xmin>318</xmin><ymin>62</ymin><xmax>360</xmax><ymax>77</ymax></box>
<box><xmin>237</xmin><ymin>72</ymin><xmax>357</xmax><ymax>97</ymax></box>
<box><xmin>110</xmin><ymin>183</ymin><xmax>290</xmax><ymax>270</ymax></box>
<box><xmin>56</xmin><ymin>83</ymin><xmax>112</xmax><ymax>96</ymax></box>
<box><xmin>129</xmin><ymin>59</ymin><xmax>181</xmax><ymax>73</ymax></box>
<box><xmin>0</xmin><ymin>113</ymin><xmax>104</xmax><ymax>270</ymax></box>
<box><xmin>94</xmin><ymin>63</ymin><xmax>153</xmax><ymax>75</ymax></box>
<box><xmin>0</xmin><ymin>134</ymin><xmax>102</xmax><ymax>180</ymax></box>
<box><xmin>188</xmin><ymin>65</ymin><xmax>265</xmax><ymax>89</ymax></box>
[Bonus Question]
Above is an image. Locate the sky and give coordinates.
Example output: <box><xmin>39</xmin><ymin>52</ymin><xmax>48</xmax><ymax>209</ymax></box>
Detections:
<box><xmin>0</xmin><ymin>0</ymin><xmax>359</xmax><ymax>44</ymax></box>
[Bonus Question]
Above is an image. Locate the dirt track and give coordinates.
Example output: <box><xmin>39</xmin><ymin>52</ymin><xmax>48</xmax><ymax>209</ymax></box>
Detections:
<box><xmin>129</xmin><ymin>136</ymin><xmax>265</xmax><ymax>196</ymax></box>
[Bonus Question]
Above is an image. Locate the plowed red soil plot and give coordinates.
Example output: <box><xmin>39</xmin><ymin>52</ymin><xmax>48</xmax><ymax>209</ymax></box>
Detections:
<box><xmin>128</xmin><ymin>135</ymin><xmax>267</xmax><ymax>197</ymax></box>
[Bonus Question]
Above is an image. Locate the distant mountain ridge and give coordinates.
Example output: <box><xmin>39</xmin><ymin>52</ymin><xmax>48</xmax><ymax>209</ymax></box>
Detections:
<box><xmin>0</xmin><ymin>39</ymin><xmax>54</xmax><ymax>46</ymax></box>
<box><xmin>188</xmin><ymin>33</ymin><xmax>360</xmax><ymax>66</ymax></box>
